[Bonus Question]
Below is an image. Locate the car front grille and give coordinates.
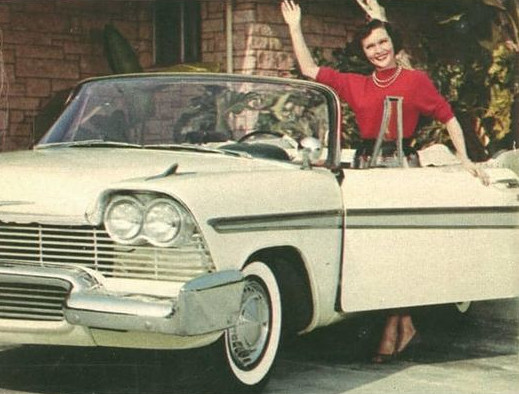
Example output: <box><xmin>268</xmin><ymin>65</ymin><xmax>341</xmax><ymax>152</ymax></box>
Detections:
<box><xmin>0</xmin><ymin>223</ymin><xmax>214</xmax><ymax>282</ymax></box>
<box><xmin>0</xmin><ymin>280</ymin><xmax>70</xmax><ymax>321</ymax></box>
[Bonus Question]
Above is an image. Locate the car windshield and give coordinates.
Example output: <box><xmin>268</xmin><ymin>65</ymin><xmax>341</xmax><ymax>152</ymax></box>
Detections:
<box><xmin>37</xmin><ymin>75</ymin><xmax>336</xmax><ymax>159</ymax></box>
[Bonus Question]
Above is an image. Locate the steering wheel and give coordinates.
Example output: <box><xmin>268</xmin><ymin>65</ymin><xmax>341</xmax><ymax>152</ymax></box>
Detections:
<box><xmin>238</xmin><ymin>130</ymin><xmax>285</xmax><ymax>143</ymax></box>
<box><xmin>238</xmin><ymin>130</ymin><xmax>300</xmax><ymax>151</ymax></box>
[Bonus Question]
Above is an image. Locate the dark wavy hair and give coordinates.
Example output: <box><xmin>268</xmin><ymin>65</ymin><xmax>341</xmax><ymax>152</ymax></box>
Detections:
<box><xmin>353</xmin><ymin>19</ymin><xmax>403</xmax><ymax>62</ymax></box>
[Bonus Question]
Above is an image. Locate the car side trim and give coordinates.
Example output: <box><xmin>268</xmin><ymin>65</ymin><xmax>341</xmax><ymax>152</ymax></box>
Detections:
<box><xmin>346</xmin><ymin>206</ymin><xmax>519</xmax><ymax>229</ymax></box>
<box><xmin>208</xmin><ymin>210</ymin><xmax>344</xmax><ymax>234</ymax></box>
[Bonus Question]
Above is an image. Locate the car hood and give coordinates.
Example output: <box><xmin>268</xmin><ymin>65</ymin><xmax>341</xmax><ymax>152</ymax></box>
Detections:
<box><xmin>0</xmin><ymin>147</ymin><xmax>296</xmax><ymax>224</ymax></box>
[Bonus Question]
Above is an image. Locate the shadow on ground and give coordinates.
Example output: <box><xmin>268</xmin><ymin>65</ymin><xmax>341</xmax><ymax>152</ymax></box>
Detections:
<box><xmin>0</xmin><ymin>300</ymin><xmax>517</xmax><ymax>394</ymax></box>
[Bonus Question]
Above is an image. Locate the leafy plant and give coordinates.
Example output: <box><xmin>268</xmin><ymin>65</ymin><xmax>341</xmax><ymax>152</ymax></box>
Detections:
<box><xmin>484</xmin><ymin>43</ymin><xmax>517</xmax><ymax>152</ymax></box>
<box><xmin>255</xmin><ymin>89</ymin><xmax>328</xmax><ymax>141</ymax></box>
<box><xmin>172</xmin><ymin>86</ymin><xmax>260</xmax><ymax>142</ymax></box>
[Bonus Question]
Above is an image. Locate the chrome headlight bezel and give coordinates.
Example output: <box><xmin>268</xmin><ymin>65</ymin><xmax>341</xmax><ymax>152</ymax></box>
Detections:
<box><xmin>104</xmin><ymin>195</ymin><xmax>144</xmax><ymax>244</ymax></box>
<box><xmin>142</xmin><ymin>198</ymin><xmax>183</xmax><ymax>247</ymax></box>
<box><xmin>104</xmin><ymin>193</ymin><xmax>196</xmax><ymax>247</ymax></box>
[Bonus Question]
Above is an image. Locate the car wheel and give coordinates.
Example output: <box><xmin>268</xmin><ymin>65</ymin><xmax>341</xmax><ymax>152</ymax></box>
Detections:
<box><xmin>206</xmin><ymin>261</ymin><xmax>282</xmax><ymax>394</ymax></box>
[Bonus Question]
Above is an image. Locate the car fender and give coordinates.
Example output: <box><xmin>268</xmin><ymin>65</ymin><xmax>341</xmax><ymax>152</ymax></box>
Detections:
<box><xmin>91</xmin><ymin>166</ymin><xmax>346</xmax><ymax>329</ymax></box>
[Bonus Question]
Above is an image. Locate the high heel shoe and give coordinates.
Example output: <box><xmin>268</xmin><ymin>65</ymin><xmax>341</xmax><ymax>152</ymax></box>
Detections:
<box><xmin>371</xmin><ymin>352</ymin><xmax>396</xmax><ymax>364</ymax></box>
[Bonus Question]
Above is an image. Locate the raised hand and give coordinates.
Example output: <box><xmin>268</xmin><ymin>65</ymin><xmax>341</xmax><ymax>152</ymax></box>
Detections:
<box><xmin>280</xmin><ymin>0</ymin><xmax>318</xmax><ymax>79</ymax></box>
<box><xmin>355</xmin><ymin>0</ymin><xmax>388</xmax><ymax>22</ymax></box>
<box><xmin>281</xmin><ymin>0</ymin><xmax>301</xmax><ymax>28</ymax></box>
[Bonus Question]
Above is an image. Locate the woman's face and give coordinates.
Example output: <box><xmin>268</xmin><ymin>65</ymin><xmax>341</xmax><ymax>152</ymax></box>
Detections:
<box><xmin>361</xmin><ymin>27</ymin><xmax>397</xmax><ymax>70</ymax></box>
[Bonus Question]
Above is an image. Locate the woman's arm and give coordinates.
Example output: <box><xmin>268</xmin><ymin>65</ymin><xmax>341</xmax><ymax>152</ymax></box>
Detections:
<box><xmin>445</xmin><ymin>117</ymin><xmax>490</xmax><ymax>185</ymax></box>
<box><xmin>281</xmin><ymin>0</ymin><xmax>319</xmax><ymax>79</ymax></box>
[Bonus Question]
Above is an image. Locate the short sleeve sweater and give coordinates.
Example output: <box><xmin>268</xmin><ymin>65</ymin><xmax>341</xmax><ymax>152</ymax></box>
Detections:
<box><xmin>316</xmin><ymin>66</ymin><xmax>454</xmax><ymax>140</ymax></box>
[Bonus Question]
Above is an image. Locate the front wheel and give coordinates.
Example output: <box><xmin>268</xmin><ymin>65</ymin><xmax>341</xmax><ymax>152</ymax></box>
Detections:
<box><xmin>202</xmin><ymin>261</ymin><xmax>282</xmax><ymax>394</ymax></box>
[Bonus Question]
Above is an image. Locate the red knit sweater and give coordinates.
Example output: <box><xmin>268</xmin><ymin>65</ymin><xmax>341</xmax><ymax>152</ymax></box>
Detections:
<box><xmin>316</xmin><ymin>67</ymin><xmax>454</xmax><ymax>140</ymax></box>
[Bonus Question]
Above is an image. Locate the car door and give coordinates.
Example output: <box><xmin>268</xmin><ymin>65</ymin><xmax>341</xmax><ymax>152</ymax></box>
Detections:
<box><xmin>338</xmin><ymin>165</ymin><xmax>519</xmax><ymax>313</ymax></box>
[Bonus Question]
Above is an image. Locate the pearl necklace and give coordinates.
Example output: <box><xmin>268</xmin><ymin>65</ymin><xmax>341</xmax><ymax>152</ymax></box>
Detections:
<box><xmin>372</xmin><ymin>66</ymin><xmax>402</xmax><ymax>88</ymax></box>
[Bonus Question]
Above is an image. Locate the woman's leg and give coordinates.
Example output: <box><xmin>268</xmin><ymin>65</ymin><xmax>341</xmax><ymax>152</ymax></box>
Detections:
<box><xmin>373</xmin><ymin>314</ymin><xmax>399</xmax><ymax>362</ymax></box>
<box><xmin>396</xmin><ymin>314</ymin><xmax>418</xmax><ymax>353</ymax></box>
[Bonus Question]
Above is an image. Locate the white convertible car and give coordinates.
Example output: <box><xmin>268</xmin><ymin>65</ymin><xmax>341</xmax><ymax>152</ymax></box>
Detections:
<box><xmin>0</xmin><ymin>73</ymin><xmax>517</xmax><ymax>393</ymax></box>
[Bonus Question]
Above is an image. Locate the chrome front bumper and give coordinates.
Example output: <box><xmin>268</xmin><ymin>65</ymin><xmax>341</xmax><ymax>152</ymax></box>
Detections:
<box><xmin>0</xmin><ymin>262</ymin><xmax>244</xmax><ymax>336</ymax></box>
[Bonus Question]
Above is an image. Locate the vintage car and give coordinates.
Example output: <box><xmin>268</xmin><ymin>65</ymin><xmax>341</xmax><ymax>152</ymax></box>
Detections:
<box><xmin>0</xmin><ymin>73</ymin><xmax>518</xmax><ymax>393</ymax></box>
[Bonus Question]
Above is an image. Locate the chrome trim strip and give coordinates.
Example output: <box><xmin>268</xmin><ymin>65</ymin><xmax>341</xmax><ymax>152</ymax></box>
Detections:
<box><xmin>208</xmin><ymin>210</ymin><xmax>344</xmax><ymax>234</ymax></box>
<box><xmin>0</xmin><ymin>201</ymin><xmax>34</xmax><ymax>207</ymax></box>
<box><xmin>346</xmin><ymin>206</ymin><xmax>519</xmax><ymax>229</ymax></box>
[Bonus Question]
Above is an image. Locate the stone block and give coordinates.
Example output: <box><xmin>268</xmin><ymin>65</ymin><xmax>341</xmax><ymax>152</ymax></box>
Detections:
<box><xmin>249</xmin><ymin>36</ymin><xmax>268</xmax><ymax>50</ymax></box>
<box><xmin>9</xmin><ymin>82</ymin><xmax>25</xmax><ymax>96</ymax></box>
<box><xmin>51</xmin><ymin>80</ymin><xmax>76</xmax><ymax>93</ymax></box>
<box><xmin>80</xmin><ymin>55</ymin><xmax>110</xmax><ymax>75</ymax></box>
<box><xmin>257</xmin><ymin>4</ymin><xmax>281</xmax><ymax>23</ymax></box>
<box><xmin>17</xmin><ymin>45</ymin><xmax>63</xmax><ymax>60</ymax></box>
<box><xmin>16</xmin><ymin>58</ymin><xmax>79</xmax><ymax>80</ymax></box>
<box><xmin>11</xmin><ymin>13</ymin><xmax>68</xmax><ymax>34</ymax></box>
<box><xmin>3</xmin><ymin>30</ymin><xmax>53</xmax><ymax>46</ymax></box>
<box><xmin>234</xmin><ymin>10</ymin><xmax>255</xmax><ymax>24</ymax></box>
<box><xmin>250</xmin><ymin>24</ymin><xmax>276</xmax><ymax>37</ymax></box>
<box><xmin>1</xmin><ymin>48</ymin><xmax>16</xmax><ymax>64</ymax></box>
<box><xmin>24</xmin><ymin>1</ymin><xmax>56</xmax><ymax>14</ymax></box>
<box><xmin>26</xmin><ymin>79</ymin><xmax>51</xmax><ymax>97</ymax></box>
<box><xmin>257</xmin><ymin>51</ymin><xmax>279</xmax><ymax>69</ymax></box>
<box><xmin>207</xmin><ymin>2</ymin><xmax>225</xmax><ymax>14</ymax></box>
<box><xmin>9</xmin><ymin>110</ymin><xmax>25</xmax><ymax>124</ymax></box>
<box><xmin>235</xmin><ymin>55</ymin><xmax>257</xmax><ymax>70</ymax></box>
<box><xmin>204</xmin><ymin>19</ymin><xmax>225</xmax><ymax>33</ymax></box>
<box><xmin>0</xmin><ymin>5</ymin><xmax>10</xmax><ymax>24</ymax></box>
<box><xmin>8</xmin><ymin>96</ymin><xmax>41</xmax><ymax>111</ymax></box>
<box><xmin>63</xmin><ymin>42</ymin><xmax>94</xmax><ymax>56</ymax></box>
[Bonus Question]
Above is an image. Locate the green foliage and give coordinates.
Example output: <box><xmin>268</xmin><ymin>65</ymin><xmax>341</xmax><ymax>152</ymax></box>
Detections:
<box><xmin>484</xmin><ymin>44</ymin><xmax>517</xmax><ymax>142</ymax></box>
<box><xmin>417</xmin><ymin>35</ymin><xmax>516</xmax><ymax>155</ymax></box>
<box><xmin>255</xmin><ymin>90</ymin><xmax>328</xmax><ymax>140</ymax></box>
<box><xmin>411</xmin><ymin>38</ymin><xmax>494</xmax><ymax>152</ymax></box>
<box><xmin>172</xmin><ymin>86</ymin><xmax>258</xmax><ymax>140</ymax></box>
<box><xmin>173</xmin><ymin>84</ymin><xmax>328</xmax><ymax>144</ymax></box>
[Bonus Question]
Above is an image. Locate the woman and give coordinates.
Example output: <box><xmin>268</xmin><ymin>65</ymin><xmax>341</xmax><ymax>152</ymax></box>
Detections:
<box><xmin>281</xmin><ymin>0</ymin><xmax>488</xmax><ymax>363</ymax></box>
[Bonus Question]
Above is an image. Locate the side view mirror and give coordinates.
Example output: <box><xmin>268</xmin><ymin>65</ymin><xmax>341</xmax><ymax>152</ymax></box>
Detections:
<box><xmin>300</xmin><ymin>137</ymin><xmax>322</xmax><ymax>169</ymax></box>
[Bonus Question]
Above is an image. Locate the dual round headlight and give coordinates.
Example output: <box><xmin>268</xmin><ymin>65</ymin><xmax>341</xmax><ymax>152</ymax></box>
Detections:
<box><xmin>104</xmin><ymin>196</ymin><xmax>186</xmax><ymax>247</ymax></box>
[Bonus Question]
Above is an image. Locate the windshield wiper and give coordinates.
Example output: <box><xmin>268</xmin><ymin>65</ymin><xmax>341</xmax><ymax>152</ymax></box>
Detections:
<box><xmin>36</xmin><ymin>140</ymin><xmax>143</xmax><ymax>149</ymax></box>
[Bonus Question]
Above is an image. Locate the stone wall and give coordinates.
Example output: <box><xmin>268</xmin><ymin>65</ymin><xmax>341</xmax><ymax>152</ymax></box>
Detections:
<box><xmin>200</xmin><ymin>1</ymin><xmax>227</xmax><ymax>69</ymax></box>
<box><xmin>0</xmin><ymin>0</ymin><xmax>154</xmax><ymax>151</ymax></box>
<box><xmin>228</xmin><ymin>1</ymin><xmax>363</xmax><ymax>77</ymax></box>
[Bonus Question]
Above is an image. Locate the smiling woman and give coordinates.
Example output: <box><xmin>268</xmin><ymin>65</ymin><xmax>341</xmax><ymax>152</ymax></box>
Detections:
<box><xmin>280</xmin><ymin>0</ymin><xmax>495</xmax><ymax>364</ymax></box>
<box><xmin>281</xmin><ymin>0</ymin><xmax>487</xmax><ymax>178</ymax></box>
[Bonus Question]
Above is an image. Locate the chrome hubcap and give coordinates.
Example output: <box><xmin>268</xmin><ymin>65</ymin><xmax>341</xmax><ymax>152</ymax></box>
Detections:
<box><xmin>227</xmin><ymin>279</ymin><xmax>270</xmax><ymax>369</ymax></box>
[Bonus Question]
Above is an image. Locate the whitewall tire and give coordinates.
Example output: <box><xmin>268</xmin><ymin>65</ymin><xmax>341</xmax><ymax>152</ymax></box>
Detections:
<box><xmin>223</xmin><ymin>261</ymin><xmax>282</xmax><ymax>389</ymax></box>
